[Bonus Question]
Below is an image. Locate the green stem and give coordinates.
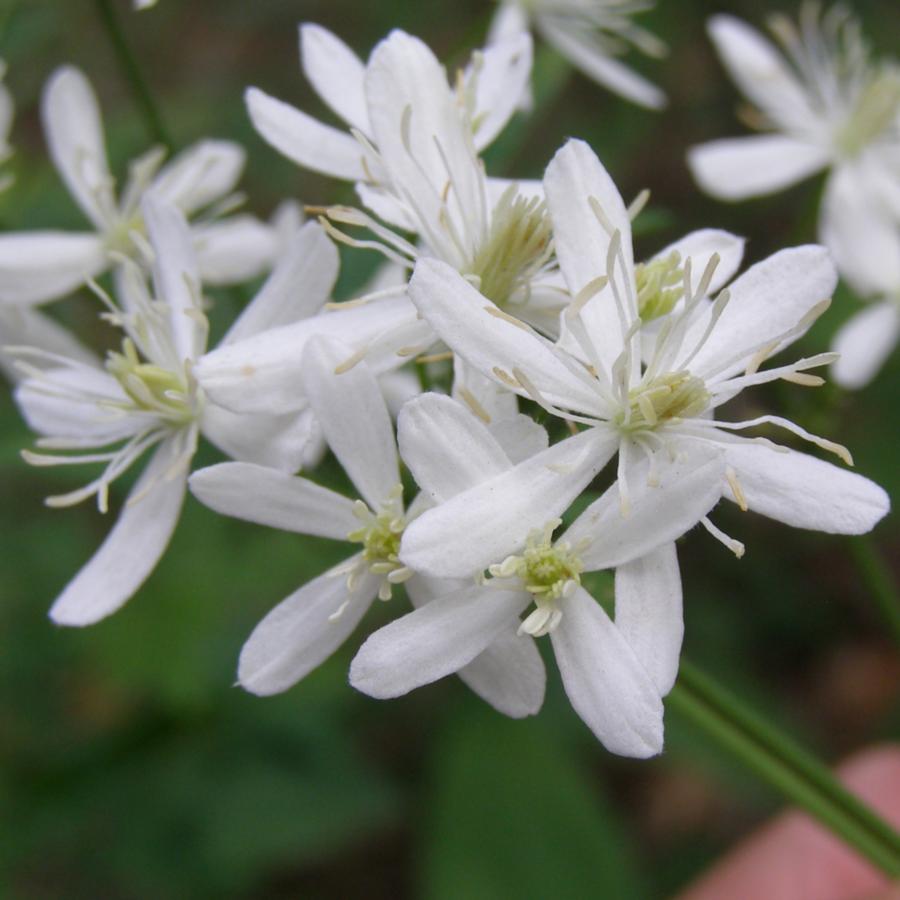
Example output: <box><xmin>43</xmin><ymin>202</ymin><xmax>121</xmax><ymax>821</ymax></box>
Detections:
<box><xmin>849</xmin><ymin>536</ymin><xmax>900</xmax><ymax>646</ymax></box>
<box><xmin>669</xmin><ymin>659</ymin><xmax>900</xmax><ymax>876</ymax></box>
<box><xmin>94</xmin><ymin>0</ymin><xmax>172</xmax><ymax>150</ymax></box>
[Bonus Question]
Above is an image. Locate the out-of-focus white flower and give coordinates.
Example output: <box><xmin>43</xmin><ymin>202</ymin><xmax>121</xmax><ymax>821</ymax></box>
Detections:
<box><xmin>488</xmin><ymin>0</ymin><xmax>667</xmax><ymax>110</ymax></box>
<box><xmin>688</xmin><ymin>8</ymin><xmax>900</xmax><ymax>262</ymax></box>
<box><xmin>0</xmin><ymin>67</ymin><xmax>278</xmax><ymax>306</ymax></box>
<box><xmin>0</xmin><ymin>59</ymin><xmax>14</xmax><ymax>192</ymax></box>
<box><xmin>135</xmin><ymin>0</ymin><xmax>158</xmax><ymax>9</ymax></box>
<box><xmin>12</xmin><ymin>197</ymin><xmax>333</xmax><ymax>625</ymax></box>
<box><xmin>404</xmin><ymin>139</ymin><xmax>889</xmax><ymax>577</ymax></box>
<box><xmin>189</xmin><ymin>348</ymin><xmax>546</xmax><ymax>719</ymax></box>
<box><xmin>349</xmin><ymin>393</ymin><xmax>724</xmax><ymax>757</ymax></box>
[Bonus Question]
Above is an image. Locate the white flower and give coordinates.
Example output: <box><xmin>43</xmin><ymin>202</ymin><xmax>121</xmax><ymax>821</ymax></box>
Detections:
<box><xmin>0</xmin><ymin>59</ymin><xmax>14</xmax><ymax>193</ymax></box>
<box><xmin>0</xmin><ymin>66</ymin><xmax>278</xmax><ymax>306</ymax></box>
<box><xmin>12</xmin><ymin>196</ymin><xmax>332</xmax><ymax>625</ymax></box>
<box><xmin>489</xmin><ymin>0</ymin><xmax>667</xmax><ymax>110</ymax></box>
<box><xmin>688</xmin><ymin>8</ymin><xmax>900</xmax><ymax>262</ymax></box>
<box><xmin>348</xmin><ymin>392</ymin><xmax>724</xmax><ymax>757</ymax></box>
<box><xmin>189</xmin><ymin>345</ymin><xmax>546</xmax><ymax>718</ymax></box>
<box><xmin>135</xmin><ymin>0</ymin><xmax>158</xmax><ymax>9</ymax></box>
<box><xmin>404</xmin><ymin>139</ymin><xmax>889</xmax><ymax>575</ymax></box>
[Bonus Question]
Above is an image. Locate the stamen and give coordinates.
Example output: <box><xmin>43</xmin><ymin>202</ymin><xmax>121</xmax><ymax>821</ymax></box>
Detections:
<box><xmin>701</xmin><ymin>516</ymin><xmax>746</xmax><ymax>558</ymax></box>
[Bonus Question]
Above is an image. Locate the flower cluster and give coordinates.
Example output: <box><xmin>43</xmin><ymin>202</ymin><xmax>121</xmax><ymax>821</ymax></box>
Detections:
<box><xmin>0</xmin><ymin>10</ymin><xmax>891</xmax><ymax>758</ymax></box>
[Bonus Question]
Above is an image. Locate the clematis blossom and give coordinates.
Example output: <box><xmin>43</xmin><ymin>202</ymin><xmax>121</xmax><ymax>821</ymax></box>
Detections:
<box><xmin>489</xmin><ymin>0</ymin><xmax>667</xmax><ymax>110</ymax></box>
<box><xmin>0</xmin><ymin>66</ymin><xmax>278</xmax><ymax>306</ymax></box>
<box><xmin>404</xmin><ymin>139</ymin><xmax>889</xmax><ymax>576</ymax></box>
<box><xmin>12</xmin><ymin>196</ymin><xmax>334</xmax><ymax>625</ymax></box>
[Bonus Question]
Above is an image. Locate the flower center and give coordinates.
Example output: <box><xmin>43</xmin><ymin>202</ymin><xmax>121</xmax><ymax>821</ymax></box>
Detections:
<box><xmin>104</xmin><ymin>214</ymin><xmax>148</xmax><ymax>257</ymax></box>
<box><xmin>489</xmin><ymin>519</ymin><xmax>583</xmax><ymax>637</ymax></box>
<box><xmin>469</xmin><ymin>185</ymin><xmax>553</xmax><ymax>308</ymax></box>
<box><xmin>635</xmin><ymin>251</ymin><xmax>685</xmax><ymax>321</ymax></box>
<box><xmin>615</xmin><ymin>370</ymin><xmax>710</xmax><ymax>433</ymax></box>
<box><xmin>837</xmin><ymin>68</ymin><xmax>900</xmax><ymax>156</ymax></box>
<box><xmin>346</xmin><ymin>484</ymin><xmax>411</xmax><ymax>600</ymax></box>
<box><xmin>105</xmin><ymin>338</ymin><xmax>196</xmax><ymax>424</ymax></box>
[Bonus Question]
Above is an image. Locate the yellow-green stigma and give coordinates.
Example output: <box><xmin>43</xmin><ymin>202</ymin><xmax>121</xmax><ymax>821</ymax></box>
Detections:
<box><xmin>106</xmin><ymin>338</ymin><xmax>196</xmax><ymax>424</ymax></box>
<box><xmin>836</xmin><ymin>68</ymin><xmax>900</xmax><ymax>157</ymax></box>
<box><xmin>104</xmin><ymin>214</ymin><xmax>147</xmax><ymax>257</ymax></box>
<box><xmin>469</xmin><ymin>185</ymin><xmax>553</xmax><ymax>308</ymax></box>
<box><xmin>616</xmin><ymin>370</ymin><xmax>710</xmax><ymax>433</ymax></box>
<box><xmin>346</xmin><ymin>485</ymin><xmax>411</xmax><ymax>601</ymax></box>
<box><xmin>489</xmin><ymin>519</ymin><xmax>583</xmax><ymax>637</ymax></box>
<box><xmin>635</xmin><ymin>251</ymin><xmax>685</xmax><ymax>321</ymax></box>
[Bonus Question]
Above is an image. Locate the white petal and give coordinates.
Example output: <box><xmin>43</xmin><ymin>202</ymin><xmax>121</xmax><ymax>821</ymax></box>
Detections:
<box><xmin>400</xmin><ymin>426</ymin><xmax>617</xmax><ymax>578</ymax></box>
<box><xmin>0</xmin><ymin>306</ymin><xmax>98</xmax><ymax>382</ymax></box>
<box><xmin>721</xmin><ymin>438</ymin><xmax>890</xmax><ymax>534</ymax></box>
<box><xmin>398</xmin><ymin>392</ymin><xmax>511</xmax><ymax>503</ymax></box>
<box><xmin>458</xmin><ymin>629</ymin><xmax>546</xmax><ymax>718</ymax></box>
<box><xmin>487</xmin><ymin>3</ymin><xmax>530</xmax><ymax>45</ymax></box>
<box><xmin>302</xmin><ymin>336</ymin><xmax>399</xmax><ymax>510</ymax></box>
<box><xmin>0</xmin><ymin>232</ymin><xmax>107</xmax><ymax>305</ymax></box>
<box><xmin>195</xmin><ymin>295</ymin><xmax>418</xmax><ymax>414</ymax></box>
<box><xmin>452</xmin><ymin>354</ymin><xmax>518</xmax><ymax>422</ymax></box>
<box><xmin>707</xmin><ymin>15</ymin><xmax>814</xmax><ymax>129</ymax></box>
<box><xmin>831</xmin><ymin>302</ymin><xmax>900</xmax><ymax>390</ymax></box>
<box><xmin>550</xmin><ymin>586</ymin><xmax>664</xmax><ymax>757</ymax></box>
<box><xmin>615</xmin><ymin>542</ymin><xmax>683</xmax><ymax>696</ymax></box>
<box><xmin>150</xmin><ymin>139</ymin><xmax>245</xmax><ymax>215</ymax></box>
<box><xmin>49</xmin><ymin>438</ymin><xmax>188</xmax><ymax>626</ymax></box>
<box><xmin>200</xmin><ymin>402</ymin><xmax>316</xmax><ymax>473</ymax></box>
<box><xmin>222</xmin><ymin>221</ymin><xmax>338</xmax><ymax>344</ymax></box>
<box><xmin>355</xmin><ymin>181</ymin><xmax>418</xmax><ymax>231</ymax></box>
<box><xmin>378</xmin><ymin>368</ymin><xmax>421</xmax><ymax>419</ymax></box>
<box><xmin>688</xmin><ymin>136</ymin><xmax>829</xmax><ymax>201</ymax></box>
<box><xmin>687</xmin><ymin>245</ymin><xmax>838</xmax><ymax>382</ymax></box>
<box><xmin>652</xmin><ymin>229</ymin><xmax>746</xmax><ymax>296</ymax></box>
<box><xmin>41</xmin><ymin>66</ymin><xmax>113</xmax><ymax>230</ymax></box>
<box><xmin>409</xmin><ymin>258</ymin><xmax>604</xmax><ymax>416</ymax></box>
<box><xmin>539</xmin><ymin>18</ymin><xmax>666</xmax><ymax>110</ymax></box>
<box><xmin>142</xmin><ymin>193</ymin><xmax>204</xmax><ymax>363</ymax></box>
<box><xmin>468</xmin><ymin>33</ymin><xmax>532</xmax><ymax>150</ymax></box>
<box><xmin>300</xmin><ymin>23</ymin><xmax>370</xmax><ymax>133</ymax></box>
<box><xmin>349</xmin><ymin>583</ymin><xmax>530</xmax><ymax>699</ymax></box>
<box><xmin>564</xmin><ymin>442</ymin><xmax>725</xmax><ymax>570</ymax></box>
<box><xmin>191</xmin><ymin>215</ymin><xmax>277</xmax><ymax>286</ymax></box>
<box><xmin>189</xmin><ymin>460</ymin><xmax>357</xmax><ymax>538</ymax></box>
<box><xmin>245</xmin><ymin>86</ymin><xmax>366</xmax><ymax>181</ymax></box>
<box><xmin>238</xmin><ymin>562</ymin><xmax>378</xmax><ymax>696</ymax></box>
<box><xmin>489</xmin><ymin>414</ymin><xmax>549</xmax><ymax>464</ymax></box>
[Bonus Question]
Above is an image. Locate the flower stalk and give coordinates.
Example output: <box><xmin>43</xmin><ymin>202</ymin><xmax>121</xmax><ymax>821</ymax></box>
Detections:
<box><xmin>668</xmin><ymin>659</ymin><xmax>900</xmax><ymax>876</ymax></box>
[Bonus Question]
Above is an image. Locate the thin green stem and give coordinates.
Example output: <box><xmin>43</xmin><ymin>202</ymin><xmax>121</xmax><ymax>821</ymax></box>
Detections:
<box><xmin>850</xmin><ymin>536</ymin><xmax>900</xmax><ymax>646</ymax></box>
<box><xmin>669</xmin><ymin>659</ymin><xmax>900</xmax><ymax>876</ymax></box>
<box><xmin>94</xmin><ymin>0</ymin><xmax>172</xmax><ymax>150</ymax></box>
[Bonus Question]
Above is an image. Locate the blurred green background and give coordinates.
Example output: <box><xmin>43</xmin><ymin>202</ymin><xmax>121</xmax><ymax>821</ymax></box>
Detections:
<box><xmin>0</xmin><ymin>0</ymin><xmax>898</xmax><ymax>897</ymax></box>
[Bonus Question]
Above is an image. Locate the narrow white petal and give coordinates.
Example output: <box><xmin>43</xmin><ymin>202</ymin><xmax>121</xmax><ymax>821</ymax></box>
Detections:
<box><xmin>223</xmin><ymin>221</ymin><xmax>339</xmax><ymax>344</ymax></box>
<box><xmin>0</xmin><ymin>306</ymin><xmax>98</xmax><ymax>382</ymax></box>
<box><xmin>688</xmin><ymin>136</ymin><xmax>829</xmax><ymax>201</ymax></box>
<box><xmin>49</xmin><ymin>438</ymin><xmax>188</xmax><ymax>626</ymax></box>
<box><xmin>191</xmin><ymin>215</ymin><xmax>276</xmax><ymax>286</ymax></box>
<box><xmin>239</xmin><ymin>563</ymin><xmax>378</xmax><ymax>696</ymax></box>
<box><xmin>245</xmin><ymin>86</ymin><xmax>366</xmax><ymax>181</ymax></box>
<box><xmin>409</xmin><ymin>258</ymin><xmax>604</xmax><ymax>416</ymax></box>
<box><xmin>489</xmin><ymin>414</ymin><xmax>549</xmax><ymax>464</ymax></box>
<box><xmin>41</xmin><ymin>66</ymin><xmax>112</xmax><ymax>230</ymax></box>
<box><xmin>189</xmin><ymin>460</ymin><xmax>357</xmax><ymax>538</ymax></box>
<box><xmin>150</xmin><ymin>139</ymin><xmax>245</xmax><ymax>215</ymax></box>
<box><xmin>0</xmin><ymin>232</ymin><xmax>107</xmax><ymax>305</ymax></box>
<box><xmin>565</xmin><ymin>442</ymin><xmax>725</xmax><ymax>570</ymax></box>
<box><xmin>687</xmin><ymin>245</ymin><xmax>838</xmax><ymax>382</ymax></box>
<box><xmin>349</xmin><ymin>584</ymin><xmax>530</xmax><ymax>699</ymax></box>
<box><xmin>302</xmin><ymin>336</ymin><xmax>399</xmax><ymax>510</ymax></box>
<box><xmin>398</xmin><ymin>393</ymin><xmax>512</xmax><ymax>503</ymax></box>
<box><xmin>487</xmin><ymin>2</ymin><xmax>530</xmax><ymax>45</ymax></box>
<box><xmin>652</xmin><ymin>229</ymin><xmax>745</xmax><ymax>296</ymax></box>
<box><xmin>469</xmin><ymin>33</ymin><xmax>532</xmax><ymax>150</ymax></box>
<box><xmin>300</xmin><ymin>23</ymin><xmax>370</xmax><ymax>133</ymax></box>
<box><xmin>615</xmin><ymin>542</ymin><xmax>683</xmax><ymax>696</ymax></box>
<box><xmin>831</xmin><ymin>302</ymin><xmax>900</xmax><ymax>390</ymax></box>
<box><xmin>400</xmin><ymin>426</ymin><xmax>617</xmax><ymax>578</ymax></box>
<box><xmin>722</xmin><ymin>438</ymin><xmax>890</xmax><ymax>534</ymax></box>
<box><xmin>539</xmin><ymin>18</ymin><xmax>666</xmax><ymax>109</ymax></box>
<box><xmin>550</xmin><ymin>586</ymin><xmax>664</xmax><ymax>757</ymax></box>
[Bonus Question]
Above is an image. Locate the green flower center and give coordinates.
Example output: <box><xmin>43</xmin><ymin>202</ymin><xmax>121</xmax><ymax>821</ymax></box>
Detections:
<box><xmin>837</xmin><ymin>68</ymin><xmax>900</xmax><ymax>157</ymax></box>
<box><xmin>616</xmin><ymin>370</ymin><xmax>710</xmax><ymax>433</ymax></box>
<box><xmin>469</xmin><ymin>185</ymin><xmax>553</xmax><ymax>308</ymax></box>
<box><xmin>635</xmin><ymin>251</ymin><xmax>685</xmax><ymax>321</ymax></box>
<box><xmin>346</xmin><ymin>485</ymin><xmax>410</xmax><ymax>600</ymax></box>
